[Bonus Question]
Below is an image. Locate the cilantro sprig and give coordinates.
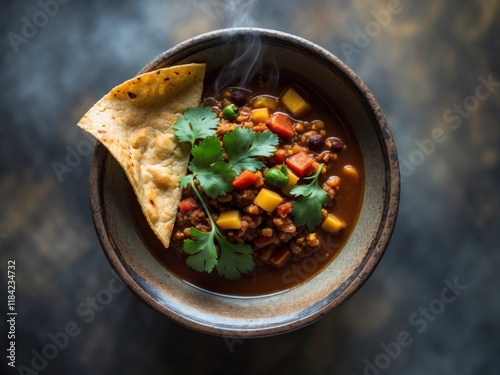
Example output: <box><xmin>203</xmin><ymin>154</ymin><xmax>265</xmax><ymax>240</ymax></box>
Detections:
<box><xmin>181</xmin><ymin>172</ymin><xmax>254</xmax><ymax>279</ymax></box>
<box><xmin>173</xmin><ymin>105</ymin><xmax>219</xmax><ymax>147</ymax></box>
<box><xmin>173</xmin><ymin>106</ymin><xmax>279</xmax><ymax>279</ymax></box>
<box><xmin>179</xmin><ymin>136</ymin><xmax>235</xmax><ymax>199</ymax></box>
<box><xmin>224</xmin><ymin>127</ymin><xmax>279</xmax><ymax>174</ymax></box>
<box><xmin>290</xmin><ymin>164</ymin><xmax>328</xmax><ymax>231</ymax></box>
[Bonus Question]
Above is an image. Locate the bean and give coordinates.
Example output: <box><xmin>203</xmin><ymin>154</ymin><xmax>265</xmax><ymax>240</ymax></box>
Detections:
<box><xmin>326</xmin><ymin>137</ymin><xmax>344</xmax><ymax>151</ymax></box>
<box><xmin>325</xmin><ymin>175</ymin><xmax>341</xmax><ymax>187</ymax></box>
<box><xmin>231</xmin><ymin>90</ymin><xmax>248</xmax><ymax>107</ymax></box>
<box><xmin>307</xmin><ymin>134</ymin><xmax>324</xmax><ymax>150</ymax></box>
<box><xmin>311</xmin><ymin>120</ymin><xmax>324</xmax><ymax>131</ymax></box>
<box><xmin>294</xmin><ymin>122</ymin><xmax>305</xmax><ymax>133</ymax></box>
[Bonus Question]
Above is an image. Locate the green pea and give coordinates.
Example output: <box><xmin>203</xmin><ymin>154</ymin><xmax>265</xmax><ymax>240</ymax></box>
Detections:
<box><xmin>222</xmin><ymin>104</ymin><xmax>239</xmax><ymax>121</ymax></box>
<box><xmin>265</xmin><ymin>166</ymin><xmax>289</xmax><ymax>188</ymax></box>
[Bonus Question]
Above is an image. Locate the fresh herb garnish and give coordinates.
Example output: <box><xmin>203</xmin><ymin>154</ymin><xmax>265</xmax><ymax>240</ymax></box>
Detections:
<box><xmin>179</xmin><ymin>136</ymin><xmax>236</xmax><ymax>199</ymax></box>
<box><xmin>173</xmin><ymin>105</ymin><xmax>219</xmax><ymax>147</ymax></box>
<box><xmin>290</xmin><ymin>164</ymin><xmax>328</xmax><ymax>231</ymax></box>
<box><xmin>181</xmin><ymin>176</ymin><xmax>254</xmax><ymax>279</ymax></box>
<box><xmin>183</xmin><ymin>227</ymin><xmax>218</xmax><ymax>273</ymax></box>
<box><xmin>215</xmin><ymin>235</ymin><xmax>254</xmax><ymax>280</ymax></box>
<box><xmin>223</xmin><ymin>127</ymin><xmax>279</xmax><ymax>174</ymax></box>
<box><xmin>174</xmin><ymin>106</ymin><xmax>279</xmax><ymax>279</ymax></box>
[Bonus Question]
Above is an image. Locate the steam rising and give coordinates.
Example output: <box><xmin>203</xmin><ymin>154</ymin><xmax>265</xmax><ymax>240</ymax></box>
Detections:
<box><xmin>193</xmin><ymin>0</ymin><xmax>258</xmax><ymax>28</ymax></box>
<box><xmin>192</xmin><ymin>0</ymin><xmax>279</xmax><ymax>93</ymax></box>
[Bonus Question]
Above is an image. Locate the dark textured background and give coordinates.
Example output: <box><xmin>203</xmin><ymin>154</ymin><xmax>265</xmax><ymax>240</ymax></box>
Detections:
<box><xmin>1</xmin><ymin>0</ymin><xmax>499</xmax><ymax>374</ymax></box>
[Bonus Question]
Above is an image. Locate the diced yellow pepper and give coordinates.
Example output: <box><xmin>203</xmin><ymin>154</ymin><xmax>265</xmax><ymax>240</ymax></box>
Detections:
<box><xmin>261</xmin><ymin>228</ymin><xmax>274</xmax><ymax>237</ymax></box>
<box><xmin>281</xmin><ymin>169</ymin><xmax>300</xmax><ymax>196</ymax></box>
<box><xmin>251</xmin><ymin>95</ymin><xmax>278</xmax><ymax>111</ymax></box>
<box><xmin>254</xmin><ymin>188</ymin><xmax>283</xmax><ymax>212</ymax></box>
<box><xmin>216</xmin><ymin>210</ymin><xmax>242</xmax><ymax>230</ymax></box>
<box><xmin>281</xmin><ymin>87</ymin><xmax>311</xmax><ymax>117</ymax></box>
<box><xmin>251</xmin><ymin>107</ymin><xmax>271</xmax><ymax>123</ymax></box>
<box><xmin>321</xmin><ymin>214</ymin><xmax>346</xmax><ymax>234</ymax></box>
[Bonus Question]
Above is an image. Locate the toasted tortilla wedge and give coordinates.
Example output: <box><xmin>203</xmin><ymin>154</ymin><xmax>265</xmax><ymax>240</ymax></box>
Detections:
<box><xmin>78</xmin><ymin>63</ymin><xmax>206</xmax><ymax>248</ymax></box>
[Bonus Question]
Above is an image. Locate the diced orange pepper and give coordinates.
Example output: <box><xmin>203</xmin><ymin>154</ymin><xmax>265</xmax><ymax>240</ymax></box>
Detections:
<box><xmin>276</xmin><ymin>202</ymin><xmax>292</xmax><ymax>218</ymax></box>
<box><xmin>268</xmin><ymin>113</ymin><xmax>293</xmax><ymax>138</ymax></box>
<box><xmin>179</xmin><ymin>197</ymin><xmax>198</xmax><ymax>213</ymax></box>
<box><xmin>232</xmin><ymin>170</ymin><xmax>258</xmax><ymax>189</ymax></box>
<box><xmin>285</xmin><ymin>151</ymin><xmax>314</xmax><ymax>177</ymax></box>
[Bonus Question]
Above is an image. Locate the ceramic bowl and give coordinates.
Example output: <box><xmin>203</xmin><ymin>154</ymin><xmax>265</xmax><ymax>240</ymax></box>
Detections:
<box><xmin>89</xmin><ymin>28</ymin><xmax>400</xmax><ymax>337</ymax></box>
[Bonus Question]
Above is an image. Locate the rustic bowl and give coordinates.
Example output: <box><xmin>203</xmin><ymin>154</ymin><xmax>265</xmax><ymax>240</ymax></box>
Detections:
<box><xmin>89</xmin><ymin>28</ymin><xmax>400</xmax><ymax>337</ymax></box>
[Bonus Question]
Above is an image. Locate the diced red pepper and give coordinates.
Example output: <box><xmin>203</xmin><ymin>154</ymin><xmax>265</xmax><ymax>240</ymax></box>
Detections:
<box><xmin>285</xmin><ymin>151</ymin><xmax>314</xmax><ymax>177</ymax></box>
<box><xmin>253</xmin><ymin>236</ymin><xmax>275</xmax><ymax>249</ymax></box>
<box><xmin>232</xmin><ymin>170</ymin><xmax>258</xmax><ymax>189</ymax></box>
<box><xmin>179</xmin><ymin>197</ymin><xmax>198</xmax><ymax>213</ymax></box>
<box><xmin>268</xmin><ymin>113</ymin><xmax>293</xmax><ymax>138</ymax></box>
<box><xmin>276</xmin><ymin>202</ymin><xmax>292</xmax><ymax>218</ymax></box>
<box><xmin>268</xmin><ymin>149</ymin><xmax>287</xmax><ymax>166</ymax></box>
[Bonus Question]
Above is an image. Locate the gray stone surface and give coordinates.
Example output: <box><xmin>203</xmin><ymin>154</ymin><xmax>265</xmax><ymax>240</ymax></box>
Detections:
<box><xmin>1</xmin><ymin>0</ymin><xmax>499</xmax><ymax>374</ymax></box>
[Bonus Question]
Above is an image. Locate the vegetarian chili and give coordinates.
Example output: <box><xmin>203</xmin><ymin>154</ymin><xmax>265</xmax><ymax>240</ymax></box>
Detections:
<box><xmin>128</xmin><ymin>72</ymin><xmax>364</xmax><ymax>296</ymax></box>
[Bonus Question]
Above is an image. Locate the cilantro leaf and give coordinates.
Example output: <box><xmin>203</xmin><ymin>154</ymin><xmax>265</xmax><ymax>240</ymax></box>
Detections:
<box><xmin>187</xmin><ymin>136</ymin><xmax>236</xmax><ymax>198</ymax></box>
<box><xmin>215</xmin><ymin>235</ymin><xmax>255</xmax><ymax>280</ymax></box>
<box><xmin>292</xmin><ymin>194</ymin><xmax>326</xmax><ymax>231</ymax></box>
<box><xmin>184</xmin><ymin>227</ymin><xmax>218</xmax><ymax>273</ymax></box>
<box><xmin>178</xmin><ymin>174</ymin><xmax>193</xmax><ymax>189</ymax></box>
<box><xmin>290</xmin><ymin>164</ymin><xmax>328</xmax><ymax>231</ymax></box>
<box><xmin>252</xmin><ymin>130</ymin><xmax>280</xmax><ymax>156</ymax></box>
<box><xmin>196</xmin><ymin>162</ymin><xmax>236</xmax><ymax>198</ymax></box>
<box><xmin>175</xmin><ymin>109</ymin><xmax>271</xmax><ymax>280</ymax></box>
<box><xmin>190</xmin><ymin>135</ymin><xmax>224</xmax><ymax>168</ymax></box>
<box><xmin>181</xmin><ymin>178</ymin><xmax>256</xmax><ymax>279</ymax></box>
<box><xmin>223</xmin><ymin>127</ymin><xmax>279</xmax><ymax>174</ymax></box>
<box><xmin>173</xmin><ymin>105</ymin><xmax>219</xmax><ymax>146</ymax></box>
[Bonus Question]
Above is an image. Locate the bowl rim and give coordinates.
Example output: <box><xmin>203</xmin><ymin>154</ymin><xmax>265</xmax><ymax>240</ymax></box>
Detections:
<box><xmin>89</xmin><ymin>27</ymin><xmax>400</xmax><ymax>337</ymax></box>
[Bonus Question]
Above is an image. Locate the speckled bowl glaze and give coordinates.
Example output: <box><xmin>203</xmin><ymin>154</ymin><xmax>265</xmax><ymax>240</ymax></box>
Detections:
<box><xmin>89</xmin><ymin>28</ymin><xmax>400</xmax><ymax>337</ymax></box>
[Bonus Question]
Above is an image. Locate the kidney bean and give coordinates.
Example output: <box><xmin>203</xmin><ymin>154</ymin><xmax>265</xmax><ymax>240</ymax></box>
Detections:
<box><xmin>231</xmin><ymin>90</ymin><xmax>248</xmax><ymax>107</ymax></box>
<box><xmin>307</xmin><ymin>134</ymin><xmax>324</xmax><ymax>150</ymax></box>
<box><xmin>326</xmin><ymin>137</ymin><xmax>344</xmax><ymax>151</ymax></box>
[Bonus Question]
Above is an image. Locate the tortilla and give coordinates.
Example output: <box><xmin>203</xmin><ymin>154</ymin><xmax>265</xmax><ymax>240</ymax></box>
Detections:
<box><xmin>78</xmin><ymin>63</ymin><xmax>206</xmax><ymax>248</ymax></box>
